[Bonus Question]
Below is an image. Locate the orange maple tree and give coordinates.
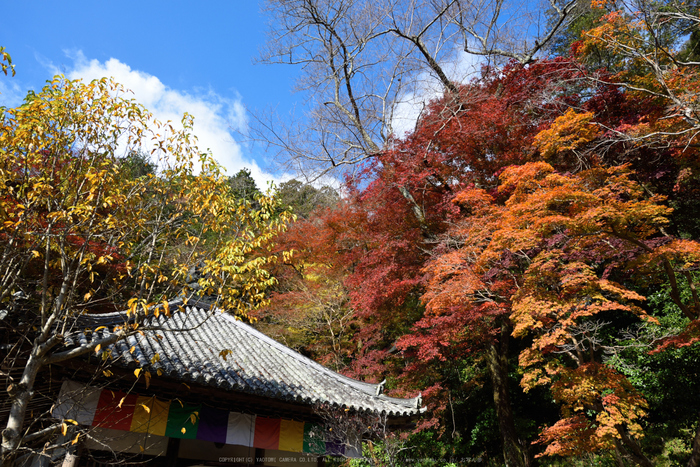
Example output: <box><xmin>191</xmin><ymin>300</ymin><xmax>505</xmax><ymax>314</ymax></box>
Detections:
<box><xmin>419</xmin><ymin>159</ymin><xmax>700</xmax><ymax>463</ymax></box>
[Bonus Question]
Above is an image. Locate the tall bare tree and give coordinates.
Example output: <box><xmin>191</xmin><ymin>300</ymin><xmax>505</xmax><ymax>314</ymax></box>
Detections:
<box><xmin>254</xmin><ymin>0</ymin><xmax>579</xmax><ymax>179</ymax></box>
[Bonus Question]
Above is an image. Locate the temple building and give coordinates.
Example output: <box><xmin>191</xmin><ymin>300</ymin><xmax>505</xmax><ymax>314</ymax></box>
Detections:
<box><xmin>48</xmin><ymin>299</ymin><xmax>423</xmax><ymax>466</ymax></box>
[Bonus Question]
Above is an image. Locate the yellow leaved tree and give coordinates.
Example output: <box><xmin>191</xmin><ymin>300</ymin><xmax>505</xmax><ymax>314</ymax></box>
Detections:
<box><xmin>0</xmin><ymin>76</ymin><xmax>292</xmax><ymax>464</ymax></box>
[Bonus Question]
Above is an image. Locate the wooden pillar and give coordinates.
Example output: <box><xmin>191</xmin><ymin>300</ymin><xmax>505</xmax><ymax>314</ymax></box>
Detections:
<box><xmin>254</xmin><ymin>448</ymin><xmax>265</xmax><ymax>465</ymax></box>
<box><xmin>165</xmin><ymin>437</ymin><xmax>180</xmax><ymax>467</ymax></box>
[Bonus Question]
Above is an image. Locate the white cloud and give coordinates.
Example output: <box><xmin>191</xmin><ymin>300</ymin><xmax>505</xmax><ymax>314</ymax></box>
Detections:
<box><xmin>391</xmin><ymin>49</ymin><xmax>483</xmax><ymax>138</ymax></box>
<box><xmin>0</xmin><ymin>78</ymin><xmax>26</xmax><ymax>109</ymax></box>
<box><xmin>62</xmin><ymin>51</ymin><xmax>280</xmax><ymax>188</ymax></box>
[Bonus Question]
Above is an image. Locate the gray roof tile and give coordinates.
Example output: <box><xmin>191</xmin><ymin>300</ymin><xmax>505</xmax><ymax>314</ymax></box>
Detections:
<box><xmin>75</xmin><ymin>301</ymin><xmax>422</xmax><ymax>417</ymax></box>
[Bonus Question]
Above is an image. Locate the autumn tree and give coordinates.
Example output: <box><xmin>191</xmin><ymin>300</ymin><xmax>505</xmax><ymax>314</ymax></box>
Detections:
<box><xmin>253</xmin><ymin>180</ymin><xmax>343</xmax><ymax>366</ymax></box>
<box><xmin>276</xmin><ymin>179</ymin><xmax>339</xmax><ymax>219</ymax></box>
<box><xmin>0</xmin><ymin>77</ymin><xmax>290</xmax><ymax>465</ymax></box>
<box><xmin>574</xmin><ymin>0</ymin><xmax>700</xmax><ymax>145</ymax></box>
<box><xmin>415</xmin><ymin>155</ymin><xmax>700</xmax><ymax>465</ymax></box>
<box><xmin>259</xmin><ymin>54</ymin><xmax>689</xmax><ymax>463</ymax></box>
<box><xmin>255</xmin><ymin>60</ymin><xmax>590</xmax><ymax>466</ymax></box>
<box><xmin>499</xmin><ymin>163</ymin><xmax>700</xmax><ymax>465</ymax></box>
<box><xmin>251</xmin><ymin>13</ymin><xmax>596</xmax><ymax>462</ymax></box>
<box><xmin>345</xmin><ymin>49</ymin><xmax>700</xmax><ymax>462</ymax></box>
<box><xmin>339</xmin><ymin>60</ymin><xmax>600</xmax><ymax>466</ymax></box>
<box><xmin>255</xmin><ymin>0</ymin><xmax>582</xmax><ymax>180</ymax></box>
<box><xmin>565</xmin><ymin>0</ymin><xmax>700</xmax><ymax>243</ymax></box>
<box><xmin>256</xmin><ymin>200</ymin><xmax>361</xmax><ymax>370</ymax></box>
<box><xmin>521</xmin><ymin>28</ymin><xmax>700</xmax><ymax>455</ymax></box>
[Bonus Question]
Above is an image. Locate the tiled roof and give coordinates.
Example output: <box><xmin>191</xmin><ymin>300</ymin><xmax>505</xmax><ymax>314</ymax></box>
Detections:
<box><xmin>73</xmin><ymin>300</ymin><xmax>422</xmax><ymax>418</ymax></box>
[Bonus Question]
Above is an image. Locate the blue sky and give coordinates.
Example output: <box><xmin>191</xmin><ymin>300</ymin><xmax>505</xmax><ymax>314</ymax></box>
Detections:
<box><xmin>1</xmin><ymin>1</ymin><xmax>302</xmax><ymax>186</ymax></box>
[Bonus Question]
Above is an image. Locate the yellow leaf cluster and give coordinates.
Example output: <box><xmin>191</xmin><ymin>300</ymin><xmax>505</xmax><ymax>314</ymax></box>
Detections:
<box><xmin>534</xmin><ymin>109</ymin><xmax>600</xmax><ymax>160</ymax></box>
<box><xmin>0</xmin><ymin>76</ymin><xmax>294</xmax><ymax>405</ymax></box>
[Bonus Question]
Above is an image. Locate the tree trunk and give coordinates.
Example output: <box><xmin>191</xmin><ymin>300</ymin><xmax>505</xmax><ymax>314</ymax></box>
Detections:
<box><xmin>613</xmin><ymin>441</ymin><xmax>626</xmax><ymax>467</ymax></box>
<box><xmin>61</xmin><ymin>425</ymin><xmax>80</xmax><ymax>467</ymax></box>
<box><xmin>396</xmin><ymin>186</ymin><xmax>428</xmax><ymax>233</ymax></box>
<box><xmin>1</xmin><ymin>349</ymin><xmax>43</xmax><ymax>467</ymax></box>
<box><xmin>614</xmin><ymin>424</ymin><xmax>654</xmax><ymax>467</ymax></box>
<box><xmin>485</xmin><ymin>327</ymin><xmax>530</xmax><ymax>467</ymax></box>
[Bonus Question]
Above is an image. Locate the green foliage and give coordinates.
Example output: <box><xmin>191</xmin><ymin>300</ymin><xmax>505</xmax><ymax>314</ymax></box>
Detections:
<box><xmin>547</xmin><ymin>0</ymin><xmax>606</xmax><ymax>57</ymax></box>
<box><xmin>118</xmin><ymin>150</ymin><xmax>157</xmax><ymax>180</ymax></box>
<box><xmin>228</xmin><ymin>168</ymin><xmax>261</xmax><ymax>206</ymax></box>
<box><xmin>276</xmin><ymin>179</ymin><xmax>339</xmax><ymax>218</ymax></box>
<box><xmin>604</xmin><ymin>278</ymin><xmax>700</xmax><ymax>463</ymax></box>
<box><xmin>678</xmin><ymin>29</ymin><xmax>700</xmax><ymax>62</ymax></box>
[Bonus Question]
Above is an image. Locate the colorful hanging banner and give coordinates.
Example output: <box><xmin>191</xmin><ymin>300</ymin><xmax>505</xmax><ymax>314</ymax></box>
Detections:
<box><xmin>52</xmin><ymin>380</ymin><xmax>356</xmax><ymax>457</ymax></box>
<box><xmin>93</xmin><ymin>390</ymin><xmax>138</xmax><ymax>431</ymax></box>
<box><xmin>131</xmin><ymin>395</ymin><xmax>169</xmax><ymax>436</ymax></box>
<box><xmin>253</xmin><ymin>416</ymin><xmax>280</xmax><ymax>450</ymax></box>
<box><xmin>197</xmin><ymin>404</ymin><xmax>228</xmax><ymax>443</ymax></box>
<box><xmin>279</xmin><ymin>419</ymin><xmax>304</xmax><ymax>452</ymax></box>
<box><xmin>226</xmin><ymin>411</ymin><xmax>255</xmax><ymax>447</ymax></box>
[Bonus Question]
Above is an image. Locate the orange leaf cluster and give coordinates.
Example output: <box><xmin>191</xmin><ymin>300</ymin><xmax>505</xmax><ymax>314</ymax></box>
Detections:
<box><xmin>421</xmin><ymin>160</ymin><xmax>700</xmax><ymax>456</ymax></box>
<box><xmin>535</xmin><ymin>364</ymin><xmax>648</xmax><ymax>457</ymax></box>
<box><xmin>534</xmin><ymin>109</ymin><xmax>600</xmax><ymax>161</ymax></box>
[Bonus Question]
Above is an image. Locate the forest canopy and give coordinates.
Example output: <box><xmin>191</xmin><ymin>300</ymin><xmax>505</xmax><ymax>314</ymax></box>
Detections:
<box><xmin>251</xmin><ymin>0</ymin><xmax>700</xmax><ymax>465</ymax></box>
